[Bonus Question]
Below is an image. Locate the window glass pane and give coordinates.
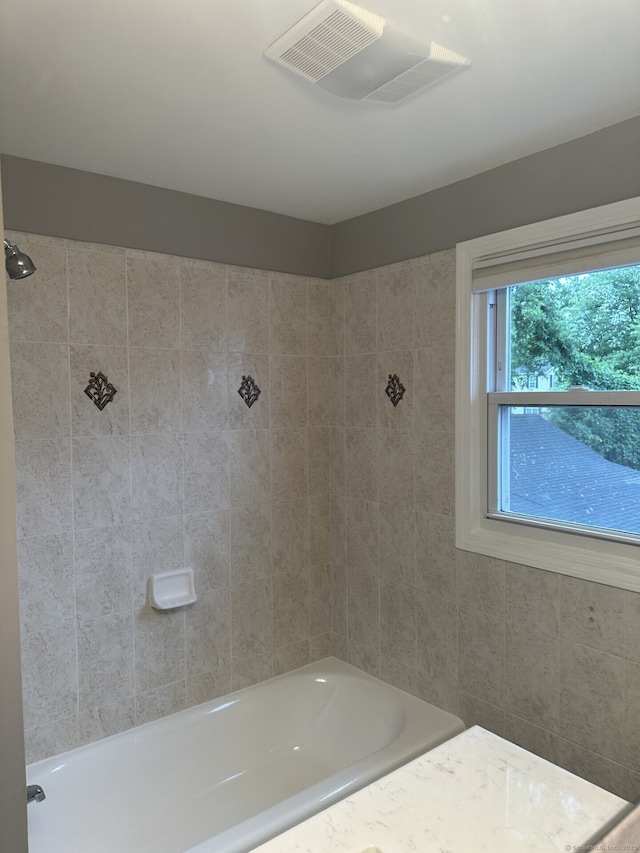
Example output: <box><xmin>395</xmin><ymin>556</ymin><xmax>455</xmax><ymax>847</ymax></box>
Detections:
<box><xmin>508</xmin><ymin>264</ymin><xmax>640</xmax><ymax>392</ymax></box>
<box><xmin>501</xmin><ymin>407</ymin><xmax>640</xmax><ymax>536</ymax></box>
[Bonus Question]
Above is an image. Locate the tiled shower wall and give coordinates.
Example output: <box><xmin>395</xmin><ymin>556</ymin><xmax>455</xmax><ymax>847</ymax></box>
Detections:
<box><xmin>329</xmin><ymin>249</ymin><xmax>640</xmax><ymax>801</ymax></box>
<box><xmin>8</xmin><ymin>230</ymin><xmax>640</xmax><ymax>801</ymax></box>
<box><xmin>7</xmin><ymin>230</ymin><xmax>333</xmax><ymax>763</ymax></box>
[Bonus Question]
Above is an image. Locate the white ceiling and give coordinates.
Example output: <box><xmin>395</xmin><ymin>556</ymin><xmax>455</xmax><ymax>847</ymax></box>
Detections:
<box><xmin>1</xmin><ymin>0</ymin><xmax>639</xmax><ymax>225</ymax></box>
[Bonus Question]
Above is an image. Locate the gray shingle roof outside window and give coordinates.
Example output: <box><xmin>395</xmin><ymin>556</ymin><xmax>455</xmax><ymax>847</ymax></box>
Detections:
<box><xmin>509</xmin><ymin>414</ymin><xmax>640</xmax><ymax>535</ymax></box>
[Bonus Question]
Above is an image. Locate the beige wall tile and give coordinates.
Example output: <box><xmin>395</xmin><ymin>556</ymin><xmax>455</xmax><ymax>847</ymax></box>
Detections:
<box><xmin>129</xmin><ymin>347</ymin><xmax>182</xmax><ymax>434</ymax></box>
<box><xmin>183</xmin><ymin>430</ymin><xmax>229</xmax><ymax>515</ymax></box>
<box><xmin>230</xmin><ymin>504</ymin><xmax>271</xmax><ymax>587</ymax></box>
<box><xmin>622</xmin><ymin>660</ymin><xmax>640</xmax><ymax>770</ymax></box>
<box><xmin>308</xmin><ymin>426</ymin><xmax>330</xmax><ymax>497</ymax></box>
<box><xmin>77</xmin><ymin>611</ymin><xmax>134</xmax><ymax>709</ymax></box>
<box><xmin>135</xmin><ymin>681</ymin><xmax>187</xmax><ymax>726</ymax></box>
<box><xmin>414</xmin><ymin>250</ymin><xmax>456</xmax><ymax>349</ymax></box>
<box><xmin>505</xmin><ymin>562</ymin><xmax>560</xmax><ymax>636</ymax></box>
<box><xmin>270</xmin><ymin>354</ymin><xmax>307</xmax><ymax>428</ymax></box>
<box><xmin>378</xmin><ymin>503</ymin><xmax>415</xmax><ymax>588</ymax></box>
<box><xmin>377</xmin><ymin>351</ymin><xmax>413</xmax><ymax>430</ymax></box>
<box><xmin>229</xmin><ymin>428</ymin><xmax>270</xmax><ymax>508</ymax></box>
<box><xmin>271</xmin><ymin>428</ymin><xmax>308</xmax><ymax>502</ymax></box>
<box><xmin>10</xmin><ymin>341</ymin><xmax>70</xmax><ymax>440</ymax></box>
<box><xmin>227</xmin><ymin>267</ymin><xmax>269</xmax><ymax>354</ymax></box>
<box><xmin>269</xmin><ymin>274</ymin><xmax>306</xmax><ymax>355</ymax></box>
<box><xmin>348</xmin><ymin>638</ymin><xmax>380</xmax><ymax>677</ymax></box>
<box><xmin>414</xmin><ymin>429</ymin><xmax>454</xmax><ymax>515</ymax></box>
<box><xmin>625</xmin><ymin>591</ymin><xmax>640</xmax><ymax>663</ymax></box>
<box><xmin>503</xmin><ymin>714</ymin><xmax>557</xmax><ymax>766</ymax></box>
<box><xmin>327</xmin><ymin>357</ymin><xmax>345</xmax><ymax>426</ymax></box>
<box><xmin>346</xmin><ymin>498</ymin><xmax>378</xmax><ymax>574</ymax></box>
<box><xmin>414</xmin><ymin>346</ymin><xmax>455</xmax><ymax>433</ymax></box>
<box><xmin>182</xmin><ymin>349</ymin><xmax>228</xmax><ymax>432</ymax></box>
<box><xmin>70</xmin><ymin>345</ymin><xmax>129</xmax><ymax>436</ymax></box>
<box><xmin>75</xmin><ymin>524</ymin><xmax>132</xmax><ymax>619</ymax></box>
<box><xmin>309</xmin><ymin>493</ymin><xmax>330</xmax><ymax>566</ymax></box>
<box><xmin>415</xmin><ymin>512</ymin><xmax>456</xmax><ymax>601</ymax></box>
<box><xmin>326</xmin><ymin>280</ymin><xmax>345</xmax><ymax>358</ymax></box>
<box><xmin>458</xmin><ymin>607</ymin><xmax>505</xmax><ymax>707</ymax></box>
<box><xmin>20</xmin><ymin>618</ymin><xmax>78</xmax><ymax>729</ymax></box>
<box><xmin>380</xmin><ymin>580</ymin><xmax>416</xmax><ymax>663</ymax></box>
<box><xmin>307</xmin><ymin>357</ymin><xmax>331</xmax><ymax>426</ymax></box>
<box><xmin>131</xmin><ymin>433</ymin><xmax>183</xmax><ymax>522</ymax></box>
<box><xmin>458</xmin><ymin>691</ymin><xmax>505</xmax><ymax>736</ymax></box>
<box><xmin>231</xmin><ymin>579</ymin><xmax>273</xmax><ymax>661</ymax></box>
<box><xmin>558</xmin><ymin>641</ymin><xmax>625</xmax><ymax>761</ymax></box>
<box><xmin>24</xmin><ymin>716</ymin><xmax>80</xmax><ymax>765</ymax></box>
<box><xmin>73</xmin><ymin>436</ymin><xmax>132</xmax><ymax>528</ymax></box>
<box><xmin>344</xmin><ymin>274</ymin><xmax>376</xmax><ymax>355</ymax></box>
<box><xmin>18</xmin><ymin>533</ymin><xmax>74</xmax><ymax>631</ymax></box>
<box><xmin>15</xmin><ymin>438</ymin><xmax>72</xmax><ymax>539</ymax></box>
<box><xmin>329</xmin><ymin>426</ymin><xmax>346</xmax><ymax>496</ymax></box>
<box><xmin>232</xmin><ymin>653</ymin><xmax>273</xmax><ymax>690</ymax></box>
<box><xmin>186</xmin><ymin>664</ymin><xmax>232</xmax><ymax>707</ymax></box>
<box><xmin>126</xmin><ymin>254</ymin><xmax>180</xmax><ymax>349</ymax></box>
<box><xmin>345</xmin><ymin>428</ymin><xmax>377</xmax><ymax>501</ymax></box>
<box><xmin>228</xmin><ymin>353</ymin><xmax>270</xmax><ymax>429</ymax></box>
<box><xmin>504</xmin><ymin>622</ymin><xmax>559</xmax><ymax>730</ymax></box>
<box><xmin>185</xmin><ymin>588</ymin><xmax>232</xmax><ymax>677</ymax></box>
<box><xmin>559</xmin><ymin>575</ymin><xmax>626</xmax><ymax>655</ymax></box>
<box><xmin>554</xmin><ymin>736</ymin><xmax>625</xmax><ymax>798</ymax></box>
<box><xmin>274</xmin><ymin>642</ymin><xmax>310</xmax><ymax>676</ymax></box>
<box><xmin>415</xmin><ymin>673</ymin><xmax>459</xmax><ymax>718</ymax></box>
<box><xmin>184</xmin><ymin>510</ymin><xmax>230</xmax><ymax>593</ymax></box>
<box><xmin>179</xmin><ymin>260</ymin><xmax>227</xmax><ymax>351</ymax></box>
<box><xmin>271</xmin><ymin>498</ymin><xmax>309</xmax><ymax>573</ymax></box>
<box><xmin>132</xmin><ymin>516</ymin><xmax>185</xmax><ymax>606</ymax></box>
<box><xmin>344</xmin><ymin>354</ymin><xmax>376</xmax><ymax>428</ymax></box>
<box><xmin>457</xmin><ymin>551</ymin><xmax>505</xmax><ymax>616</ymax></box>
<box><xmin>273</xmin><ymin>569</ymin><xmax>310</xmax><ymax>647</ymax></box>
<box><xmin>69</xmin><ymin>248</ymin><xmax>127</xmax><ymax>346</ymax></box>
<box><xmin>7</xmin><ymin>239</ymin><xmax>68</xmax><ymax>343</ymax></box>
<box><xmin>134</xmin><ymin>606</ymin><xmax>185</xmax><ymax>694</ymax></box>
<box><xmin>377</xmin><ymin>263</ymin><xmax>415</xmax><ymax>352</ymax></box>
<box><xmin>417</xmin><ymin>591</ymin><xmax>458</xmax><ymax>686</ymax></box>
<box><xmin>378</xmin><ymin>428</ymin><xmax>414</xmax><ymax>506</ymax></box>
<box><xmin>78</xmin><ymin>699</ymin><xmax>136</xmax><ymax>747</ymax></box>
<box><xmin>347</xmin><ymin>563</ymin><xmax>379</xmax><ymax>650</ymax></box>
<box><xmin>307</xmin><ymin>281</ymin><xmax>331</xmax><ymax>357</ymax></box>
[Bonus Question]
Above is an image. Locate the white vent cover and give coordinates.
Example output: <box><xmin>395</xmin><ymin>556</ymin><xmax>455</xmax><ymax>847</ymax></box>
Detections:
<box><xmin>264</xmin><ymin>0</ymin><xmax>469</xmax><ymax>103</ymax></box>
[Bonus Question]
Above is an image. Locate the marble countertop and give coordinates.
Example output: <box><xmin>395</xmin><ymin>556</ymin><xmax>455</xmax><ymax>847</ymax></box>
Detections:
<box><xmin>251</xmin><ymin>726</ymin><xmax>629</xmax><ymax>853</ymax></box>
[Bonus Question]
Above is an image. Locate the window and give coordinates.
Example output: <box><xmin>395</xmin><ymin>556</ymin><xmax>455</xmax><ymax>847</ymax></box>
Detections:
<box><xmin>456</xmin><ymin>197</ymin><xmax>640</xmax><ymax>591</ymax></box>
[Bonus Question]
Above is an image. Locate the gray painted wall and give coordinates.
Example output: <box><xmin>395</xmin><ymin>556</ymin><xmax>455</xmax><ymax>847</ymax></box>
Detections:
<box><xmin>2</xmin><ymin>115</ymin><xmax>640</xmax><ymax>279</ymax></box>
<box><xmin>330</xmin><ymin>115</ymin><xmax>640</xmax><ymax>276</ymax></box>
<box><xmin>1</xmin><ymin>155</ymin><xmax>332</xmax><ymax>278</ymax></box>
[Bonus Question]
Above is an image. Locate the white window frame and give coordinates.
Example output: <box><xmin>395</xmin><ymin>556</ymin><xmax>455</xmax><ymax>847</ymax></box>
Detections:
<box><xmin>456</xmin><ymin>196</ymin><xmax>640</xmax><ymax>593</ymax></box>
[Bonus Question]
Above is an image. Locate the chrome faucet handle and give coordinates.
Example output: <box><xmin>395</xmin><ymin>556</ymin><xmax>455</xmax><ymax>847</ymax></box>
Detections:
<box><xmin>27</xmin><ymin>784</ymin><xmax>46</xmax><ymax>804</ymax></box>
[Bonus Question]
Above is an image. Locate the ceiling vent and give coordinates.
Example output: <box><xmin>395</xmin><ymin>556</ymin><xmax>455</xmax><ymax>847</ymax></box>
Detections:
<box><xmin>264</xmin><ymin>0</ymin><xmax>469</xmax><ymax>104</ymax></box>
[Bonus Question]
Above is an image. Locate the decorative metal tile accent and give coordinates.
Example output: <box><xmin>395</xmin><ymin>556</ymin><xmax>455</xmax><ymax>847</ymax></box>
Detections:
<box><xmin>385</xmin><ymin>373</ymin><xmax>405</xmax><ymax>407</ymax></box>
<box><xmin>84</xmin><ymin>371</ymin><xmax>117</xmax><ymax>410</ymax></box>
<box><xmin>238</xmin><ymin>374</ymin><xmax>261</xmax><ymax>408</ymax></box>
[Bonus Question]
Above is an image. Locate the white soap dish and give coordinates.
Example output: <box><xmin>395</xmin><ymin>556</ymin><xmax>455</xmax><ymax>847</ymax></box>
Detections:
<box><xmin>150</xmin><ymin>568</ymin><xmax>196</xmax><ymax>610</ymax></box>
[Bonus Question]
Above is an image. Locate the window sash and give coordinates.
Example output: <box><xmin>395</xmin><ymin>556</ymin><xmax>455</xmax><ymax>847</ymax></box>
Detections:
<box><xmin>487</xmin><ymin>392</ymin><xmax>640</xmax><ymax>545</ymax></box>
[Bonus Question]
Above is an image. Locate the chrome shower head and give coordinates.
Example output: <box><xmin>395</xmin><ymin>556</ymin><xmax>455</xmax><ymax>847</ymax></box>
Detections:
<box><xmin>4</xmin><ymin>239</ymin><xmax>36</xmax><ymax>279</ymax></box>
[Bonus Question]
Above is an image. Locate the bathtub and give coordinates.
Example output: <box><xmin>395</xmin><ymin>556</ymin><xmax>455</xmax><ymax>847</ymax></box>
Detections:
<box><xmin>26</xmin><ymin>657</ymin><xmax>464</xmax><ymax>853</ymax></box>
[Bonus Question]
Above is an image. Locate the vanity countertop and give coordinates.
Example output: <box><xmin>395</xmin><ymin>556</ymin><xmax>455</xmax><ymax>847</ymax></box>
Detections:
<box><xmin>251</xmin><ymin>725</ymin><xmax>628</xmax><ymax>852</ymax></box>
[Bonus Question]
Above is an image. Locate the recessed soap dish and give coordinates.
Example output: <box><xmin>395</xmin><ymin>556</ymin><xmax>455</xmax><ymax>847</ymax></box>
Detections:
<box><xmin>150</xmin><ymin>568</ymin><xmax>197</xmax><ymax>610</ymax></box>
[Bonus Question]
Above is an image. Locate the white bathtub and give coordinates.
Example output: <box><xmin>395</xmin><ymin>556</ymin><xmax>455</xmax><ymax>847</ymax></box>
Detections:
<box><xmin>26</xmin><ymin>657</ymin><xmax>464</xmax><ymax>853</ymax></box>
